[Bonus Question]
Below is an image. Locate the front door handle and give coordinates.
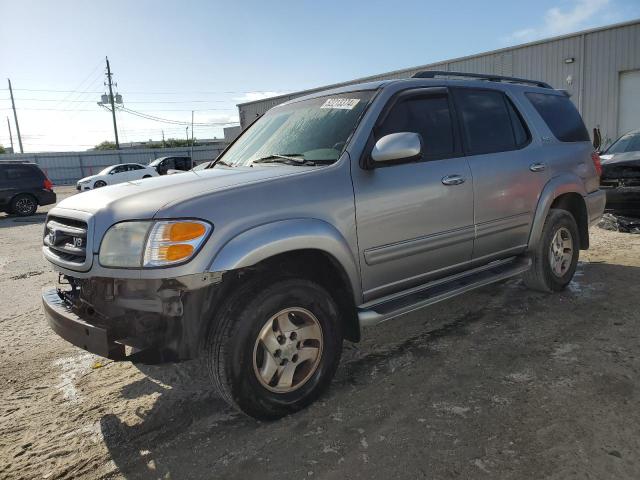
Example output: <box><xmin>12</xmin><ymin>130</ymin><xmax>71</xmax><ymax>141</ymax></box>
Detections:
<box><xmin>441</xmin><ymin>174</ymin><xmax>466</xmax><ymax>186</ymax></box>
<box><xmin>529</xmin><ymin>162</ymin><xmax>546</xmax><ymax>172</ymax></box>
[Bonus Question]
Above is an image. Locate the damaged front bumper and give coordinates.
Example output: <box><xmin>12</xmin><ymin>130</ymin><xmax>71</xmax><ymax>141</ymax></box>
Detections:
<box><xmin>42</xmin><ymin>272</ymin><xmax>224</xmax><ymax>362</ymax></box>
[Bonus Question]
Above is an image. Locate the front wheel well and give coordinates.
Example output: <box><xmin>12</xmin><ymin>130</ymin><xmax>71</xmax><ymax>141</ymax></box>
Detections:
<box><xmin>239</xmin><ymin>249</ymin><xmax>360</xmax><ymax>342</ymax></box>
<box><xmin>550</xmin><ymin>192</ymin><xmax>589</xmax><ymax>249</ymax></box>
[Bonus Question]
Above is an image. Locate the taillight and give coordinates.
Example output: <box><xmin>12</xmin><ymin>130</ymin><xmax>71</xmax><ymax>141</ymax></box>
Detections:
<box><xmin>591</xmin><ymin>151</ymin><xmax>602</xmax><ymax>176</ymax></box>
<box><xmin>43</xmin><ymin>178</ymin><xmax>53</xmax><ymax>190</ymax></box>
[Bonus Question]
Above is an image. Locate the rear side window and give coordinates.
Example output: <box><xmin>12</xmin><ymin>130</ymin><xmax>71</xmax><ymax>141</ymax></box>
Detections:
<box><xmin>4</xmin><ymin>165</ymin><xmax>41</xmax><ymax>180</ymax></box>
<box><xmin>526</xmin><ymin>93</ymin><xmax>589</xmax><ymax>142</ymax></box>
<box><xmin>453</xmin><ymin>88</ymin><xmax>526</xmax><ymax>155</ymax></box>
<box><xmin>377</xmin><ymin>94</ymin><xmax>456</xmax><ymax>158</ymax></box>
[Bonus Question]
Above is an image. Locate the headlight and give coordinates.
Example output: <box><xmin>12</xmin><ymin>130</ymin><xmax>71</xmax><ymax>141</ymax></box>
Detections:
<box><xmin>143</xmin><ymin>220</ymin><xmax>211</xmax><ymax>267</ymax></box>
<box><xmin>99</xmin><ymin>220</ymin><xmax>211</xmax><ymax>268</ymax></box>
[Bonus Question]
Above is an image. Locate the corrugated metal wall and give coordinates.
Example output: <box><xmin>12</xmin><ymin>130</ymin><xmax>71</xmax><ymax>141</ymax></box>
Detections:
<box><xmin>0</xmin><ymin>145</ymin><xmax>226</xmax><ymax>185</ymax></box>
<box><xmin>238</xmin><ymin>20</ymin><xmax>640</xmax><ymax>147</ymax></box>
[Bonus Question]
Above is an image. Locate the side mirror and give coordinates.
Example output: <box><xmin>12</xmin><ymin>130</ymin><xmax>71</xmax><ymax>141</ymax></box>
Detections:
<box><xmin>371</xmin><ymin>132</ymin><xmax>422</xmax><ymax>164</ymax></box>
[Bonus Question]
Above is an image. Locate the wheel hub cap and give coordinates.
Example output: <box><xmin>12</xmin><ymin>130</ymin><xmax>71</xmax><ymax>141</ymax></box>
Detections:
<box><xmin>253</xmin><ymin>307</ymin><xmax>323</xmax><ymax>393</ymax></box>
<box><xmin>549</xmin><ymin>227</ymin><xmax>573</xmax><ymax>277</ymax></box>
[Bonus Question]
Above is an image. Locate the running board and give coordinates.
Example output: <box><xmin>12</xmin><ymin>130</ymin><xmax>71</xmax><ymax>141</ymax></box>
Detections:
<box><xmin>358</xmin><ymin>256</ymin><xmax>532</xmax><ymax>327</ymax></box>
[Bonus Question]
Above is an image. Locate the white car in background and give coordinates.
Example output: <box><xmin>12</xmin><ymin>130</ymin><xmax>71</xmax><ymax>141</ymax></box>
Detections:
<box><xmin>76</xmin><ymin>163</ymin><xmax>159</xmax><ymax>191</ymax></box>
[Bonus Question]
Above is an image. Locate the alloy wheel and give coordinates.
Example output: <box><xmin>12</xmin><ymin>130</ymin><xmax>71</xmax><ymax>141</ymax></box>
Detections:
<box><xmin>549</xmin><ymin>226</ymin><xmax>573</xmax><ymax>277</ymax></box>
<box><xmin>252</xmin><ymin>307</ymin><xmax>323</xmax><ymax>393</ymax></box>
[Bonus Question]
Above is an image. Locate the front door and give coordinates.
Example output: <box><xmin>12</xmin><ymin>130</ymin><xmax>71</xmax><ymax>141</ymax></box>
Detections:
<box><xmin>352</xmin><ymin>89</ymin><xmax>475</xmax><ymax>301</ymax></box>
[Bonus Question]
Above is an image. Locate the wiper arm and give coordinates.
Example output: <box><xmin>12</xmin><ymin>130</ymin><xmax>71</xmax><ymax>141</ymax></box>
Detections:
<box><xmin>252</xmin><ymin>154</ymin><xmax>306</xmax><ymax>164</ymax></box>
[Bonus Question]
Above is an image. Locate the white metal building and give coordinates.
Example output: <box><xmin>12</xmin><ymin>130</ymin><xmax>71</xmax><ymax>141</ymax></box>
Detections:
<box><xmin>237</xmin><ymin>19</ymin><xmax>640</xmax><ymax>147</ymax></box>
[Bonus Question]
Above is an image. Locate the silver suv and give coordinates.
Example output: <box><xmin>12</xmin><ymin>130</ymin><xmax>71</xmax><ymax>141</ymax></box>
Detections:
<box><xmin>42</xmin><ymin>72</ymin><xmax>605</xmax><ymax>419</ymax></box>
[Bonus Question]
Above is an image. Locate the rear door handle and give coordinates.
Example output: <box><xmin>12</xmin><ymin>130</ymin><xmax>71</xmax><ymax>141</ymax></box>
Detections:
<box><xmin>529</xmin><ymin>162</ymin><xmax>546</xmax><ymax>172</ymax></box>
<box><xmin>441</xmin><ymin>174</ymin><xmax>466</xmax><ymax>186</ymax></box>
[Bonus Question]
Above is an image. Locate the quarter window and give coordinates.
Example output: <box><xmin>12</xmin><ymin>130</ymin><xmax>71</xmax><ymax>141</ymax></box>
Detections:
<box><xmin>377</xmin><ymin>94</ymin><xmax>456</xmax><ymax>158</ymax></box>
<box><xmin>526</xmin><ymin>92</ymin><xmax>589</xmax><ymax>142</ymax></box>
<box><xmin>453</xmin><ymin>88</ymin><xmax>522</xmax><ymax>155</ymax></box>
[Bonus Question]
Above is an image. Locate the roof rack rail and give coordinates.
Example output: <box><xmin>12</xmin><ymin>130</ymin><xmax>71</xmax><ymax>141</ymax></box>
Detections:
<box><xmin>411</xmin><ymin>70</ymin><xmax>553</xmax><ymax>89</ymax></box>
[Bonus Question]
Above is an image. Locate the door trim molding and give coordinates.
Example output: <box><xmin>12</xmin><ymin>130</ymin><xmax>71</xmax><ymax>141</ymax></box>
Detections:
<box><xmin>363</xmin><ymin>225</ymin><xmax>475</xmax><ymax>266</ymax></box>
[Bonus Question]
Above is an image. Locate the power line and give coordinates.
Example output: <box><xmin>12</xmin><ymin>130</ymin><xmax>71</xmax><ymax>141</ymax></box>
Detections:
<box><xmin>116</xmin><ymin>106</ymin><xmax>238</xmax><ymax>126</ymax></box>
<box><xmin>8</xmin><ymin>98</ymin><xmax>230</xmax><ymax>104</ymax></box>
<box><xmin>2</xmin><ymin>87</ymin><xmax>289</xmax><ymax>95</ymax></box>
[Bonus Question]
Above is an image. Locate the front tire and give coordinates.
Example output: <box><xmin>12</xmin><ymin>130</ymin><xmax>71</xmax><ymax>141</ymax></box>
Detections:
<box><xmin>523</xmin><ymin>208</ymin><xmax>580</xmax><ymax>292</ymax></box>
<box><xmin>94</xmin><ymin>180</ymin><xmax>107</xmax><ymax>188</ymax></box>
<box><xmin>205</xmin><ymin>277</ymin><xmax>343</xmax><ymax>420</ymax></box>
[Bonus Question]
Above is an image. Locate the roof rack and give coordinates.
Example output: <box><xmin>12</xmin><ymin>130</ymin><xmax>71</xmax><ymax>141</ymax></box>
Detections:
<box><xmin>411</xmin><ymin>70</ymin><xmax>553</xmax><ymax>89</ymax></box>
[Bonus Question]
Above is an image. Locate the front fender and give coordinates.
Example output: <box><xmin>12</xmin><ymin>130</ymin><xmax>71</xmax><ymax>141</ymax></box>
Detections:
<box><xmin>528</xmin><ymin>173</ymin><xmax>587</xmax><ymax>250</ymax></box>
<box><xmin>209</xmin><ymin>219</ymin><xmax>362</xmax><ymax>304</ymax></box>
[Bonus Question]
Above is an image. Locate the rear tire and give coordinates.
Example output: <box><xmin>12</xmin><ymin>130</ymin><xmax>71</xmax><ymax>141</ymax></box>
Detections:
<box><xmin>10</xmin><ymin>194</ymin><xmax>38</xmax><ymax>216</ymax></box>
<box><xmin>523</xmin><ymin>208</ymin><xmax>580</xmax><ymax>292</ymax></box>
<box><xmin>94</xmin><ymin>180</ymin><xmax>107</xmax><ymax>188</ymax></box>
<box><xmin>142</xmin><ymin>175</ymin><xmax>151</xmax><ymax>178</ymax></box>
<box><xmin>205</xmin><ymin>277</ymin><xmax>343</xmax><ymax>420</ymax></box>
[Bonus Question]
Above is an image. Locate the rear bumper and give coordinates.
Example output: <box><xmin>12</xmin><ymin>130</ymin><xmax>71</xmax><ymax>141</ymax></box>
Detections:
<box><xmin>36</xmin><ymin>190</ymin><xmax>57</xmax><ymax>207</ymax></box>
<box><xmin>42</xmin><ymin>288</ymin><xmax>125</xmax><ymax>359</ymax></box>
<box><xmin>585</xmin><ymin>189</ymin><xmax>606</xmax><ymax>226</ymax></box>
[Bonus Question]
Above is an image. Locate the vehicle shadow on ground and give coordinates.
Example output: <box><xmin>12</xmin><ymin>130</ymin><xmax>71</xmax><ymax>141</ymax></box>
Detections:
<box><xmin>0</xmin><ymin>212</ymin><xmax>47</xmax><ymax>228</ymax></box>
<box><xmin>98</xmin><ymin>261</ymin><xmax>638</xmax><ymax>479</ymax></box>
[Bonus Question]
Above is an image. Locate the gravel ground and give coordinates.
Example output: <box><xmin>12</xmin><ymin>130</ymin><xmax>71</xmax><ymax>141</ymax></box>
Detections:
<box><xmin>1</xmin><ymin>186</ymin><xmax>640</xmax><ymax>479</ymax></box>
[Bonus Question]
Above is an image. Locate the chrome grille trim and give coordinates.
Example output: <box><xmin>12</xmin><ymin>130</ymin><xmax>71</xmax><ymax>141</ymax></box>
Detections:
<box><xmin>43</xmin><ymin>211</ymin><xmax>94</xmax><ymax>271</ymax></box>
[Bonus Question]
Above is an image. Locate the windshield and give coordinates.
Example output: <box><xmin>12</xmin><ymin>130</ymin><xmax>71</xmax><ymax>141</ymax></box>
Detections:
<box><xmin>148</xmin><ymin>158</ymin><xmax>164</xmax><ymax>167</ymax></box>
<box><xmin>98</xmin><ymin>166</ymin><xmax>114</xmax><ymax>175</ymax></box>
<box><xmin>605</xmin><ymin>131</ymin><xmax>640</xmax><ymax>154</ymax></box>
<box><xmin>219</xmin><ymin>91</ymin><xmax>374</xmax><ymax>167</ymax></box>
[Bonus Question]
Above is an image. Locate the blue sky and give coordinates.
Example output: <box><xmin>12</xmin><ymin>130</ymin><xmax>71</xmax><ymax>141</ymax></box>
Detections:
<box><xmin>1</xmin><ymin>0</ymin><xmax>638</xmax><ymax>151</ymax></box>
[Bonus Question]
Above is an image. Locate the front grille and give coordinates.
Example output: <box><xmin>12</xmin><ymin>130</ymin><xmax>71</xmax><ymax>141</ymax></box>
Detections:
<box><xmin>44</xmin><ymin>216</ymin><xmax>88</xmax><ymax>264</ymax></box>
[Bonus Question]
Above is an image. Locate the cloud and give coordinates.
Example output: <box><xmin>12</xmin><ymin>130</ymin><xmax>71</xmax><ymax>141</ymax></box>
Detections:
<box><xmin>504</xmin><ymin>0</ymin><xmax>611</xmax><ymax>43</ymax></box>
<box><xmin>234</xmin><ymin>91</ymin><xmax>288</xmax><ymax>104</ymax></box>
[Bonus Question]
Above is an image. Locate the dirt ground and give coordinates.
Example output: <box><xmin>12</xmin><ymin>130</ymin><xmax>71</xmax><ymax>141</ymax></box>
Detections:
<box><xmin>1</xmin><ymin>186</ymin><xmax>640</xmax><ymax>480</ymax></box>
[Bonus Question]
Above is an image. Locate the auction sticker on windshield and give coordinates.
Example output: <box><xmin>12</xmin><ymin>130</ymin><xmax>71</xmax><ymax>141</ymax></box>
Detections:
<box><xmin>321</xmin><ymin>98</ymin><xmax>360</xmax><ymax>110</ymax></box>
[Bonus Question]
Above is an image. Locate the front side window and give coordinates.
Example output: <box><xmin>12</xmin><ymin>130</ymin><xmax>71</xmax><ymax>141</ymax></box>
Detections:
<box><xmin>377</xmin><ymin>94</ymin><xmax>456</xmax><ymax>158</ymax></box>
<box><xmin>526</xmin><ymin>92</ymin><xmax>589</xmax><ymax>142</ymax></box>
<box><xmin>220</xmin><ymin>91</ymin><xmax>375</xmax><ymax>167</ymax></box>
<box><xmin>454</xmin><ymin>88</ymin><xmax>520</xmax><ymax>155</ymax></box>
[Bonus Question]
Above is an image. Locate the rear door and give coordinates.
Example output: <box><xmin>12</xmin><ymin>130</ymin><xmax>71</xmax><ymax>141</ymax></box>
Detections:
<box><xmin>0</xmin><ymin>166</ymin><xmax>10</xmax><ymax>210</ymax></box>
<box><xmin>452</xmin><ymin>87</ymin><xmax>549</xmax><ymax>262</ymax></box>
<box><xmin>352</xmin><ymin>88</ymin><xmax>475</xmax><ymax>300</ymax></box>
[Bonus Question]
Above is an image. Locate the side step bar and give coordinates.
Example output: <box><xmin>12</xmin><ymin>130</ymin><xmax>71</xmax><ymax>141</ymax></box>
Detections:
<box><xmin>358</xmin><ymin>256</ymin><xmax>532</xmax><ymax>327</ymax></box>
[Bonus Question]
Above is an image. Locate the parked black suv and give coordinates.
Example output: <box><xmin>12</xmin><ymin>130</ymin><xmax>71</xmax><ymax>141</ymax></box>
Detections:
<box><xmin>147</xmin><ymin>156</ymin><xmax>192</xmax><ymax>175</ymax></box>
<box><xmin>0</xmin><ymin>162</ymin><xmax>56</xmax><ymax>216</ymax></box>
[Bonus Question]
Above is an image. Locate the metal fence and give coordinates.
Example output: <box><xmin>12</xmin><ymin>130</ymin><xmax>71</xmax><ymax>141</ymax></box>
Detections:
<box><xmin>0</xmin><ymin>145</ymin><xmax>227</xmax><ymax>185</ymax></box>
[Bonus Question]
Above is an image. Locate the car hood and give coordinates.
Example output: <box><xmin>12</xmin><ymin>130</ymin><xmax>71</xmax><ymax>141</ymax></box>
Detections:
<box><xmin>78</xmin><ymin>175</ymin><xmax>98</xmax><ymax>183</ymax></box>
<box><xmin>601</xmin><ymin>151</ymin><xmax>640</xmax><ymax>165</ymax></box>
<box><xmin>56</xmin><ymin>165</ymin><xmax>309</xmax><ymax>219</ymax></box>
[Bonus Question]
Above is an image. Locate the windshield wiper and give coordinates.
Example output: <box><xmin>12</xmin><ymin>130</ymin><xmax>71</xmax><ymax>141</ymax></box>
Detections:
<box><xmin>252</xmin><ymin>154</ymin><xmax>307</xmax><ymax>165</ymax></box>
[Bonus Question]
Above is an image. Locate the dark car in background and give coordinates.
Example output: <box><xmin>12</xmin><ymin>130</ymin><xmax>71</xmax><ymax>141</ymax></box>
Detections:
<box><xmin>148</xmin><ymin>156</ymin><xmax>192</xmax><ymax>175</ymax></box>
<box><xmin>600</xmin><ymin>129</ymin><xmax>640</xmax><ymax>215</ymax></box>
<box><xmin>0</xmin><ymin>162</ymin><xmax>56</xmax><ymax>216</ymax></box>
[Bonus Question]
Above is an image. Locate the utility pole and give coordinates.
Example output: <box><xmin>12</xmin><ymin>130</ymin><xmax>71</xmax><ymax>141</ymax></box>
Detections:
<box><xmin>162</xmin><ymin>129</ymin><xmax>165</xmax><ymax>147</ymax></box>
<box><xmin>185</xmin><ymin>126</ymin><xmax>189</xmax><ymax>142</ymax></box>
<box><xmin>6</xmin><ymin>117</ymin><xmax>14</xmax><ymax>152</ymax></box>
<box><xmin>7</xmin><ymin>79</ymin><xmax>23</xmax><ymax>153</ymax></box>
<box><xmin>105</xmin><ymin>57</ymin><xmax>120</xmax><ymax>149</ymax></box>
<box><xmin>190</xmin><ymin>110</ymin><xmax>194</xmax><ymax>159</ymax></box>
